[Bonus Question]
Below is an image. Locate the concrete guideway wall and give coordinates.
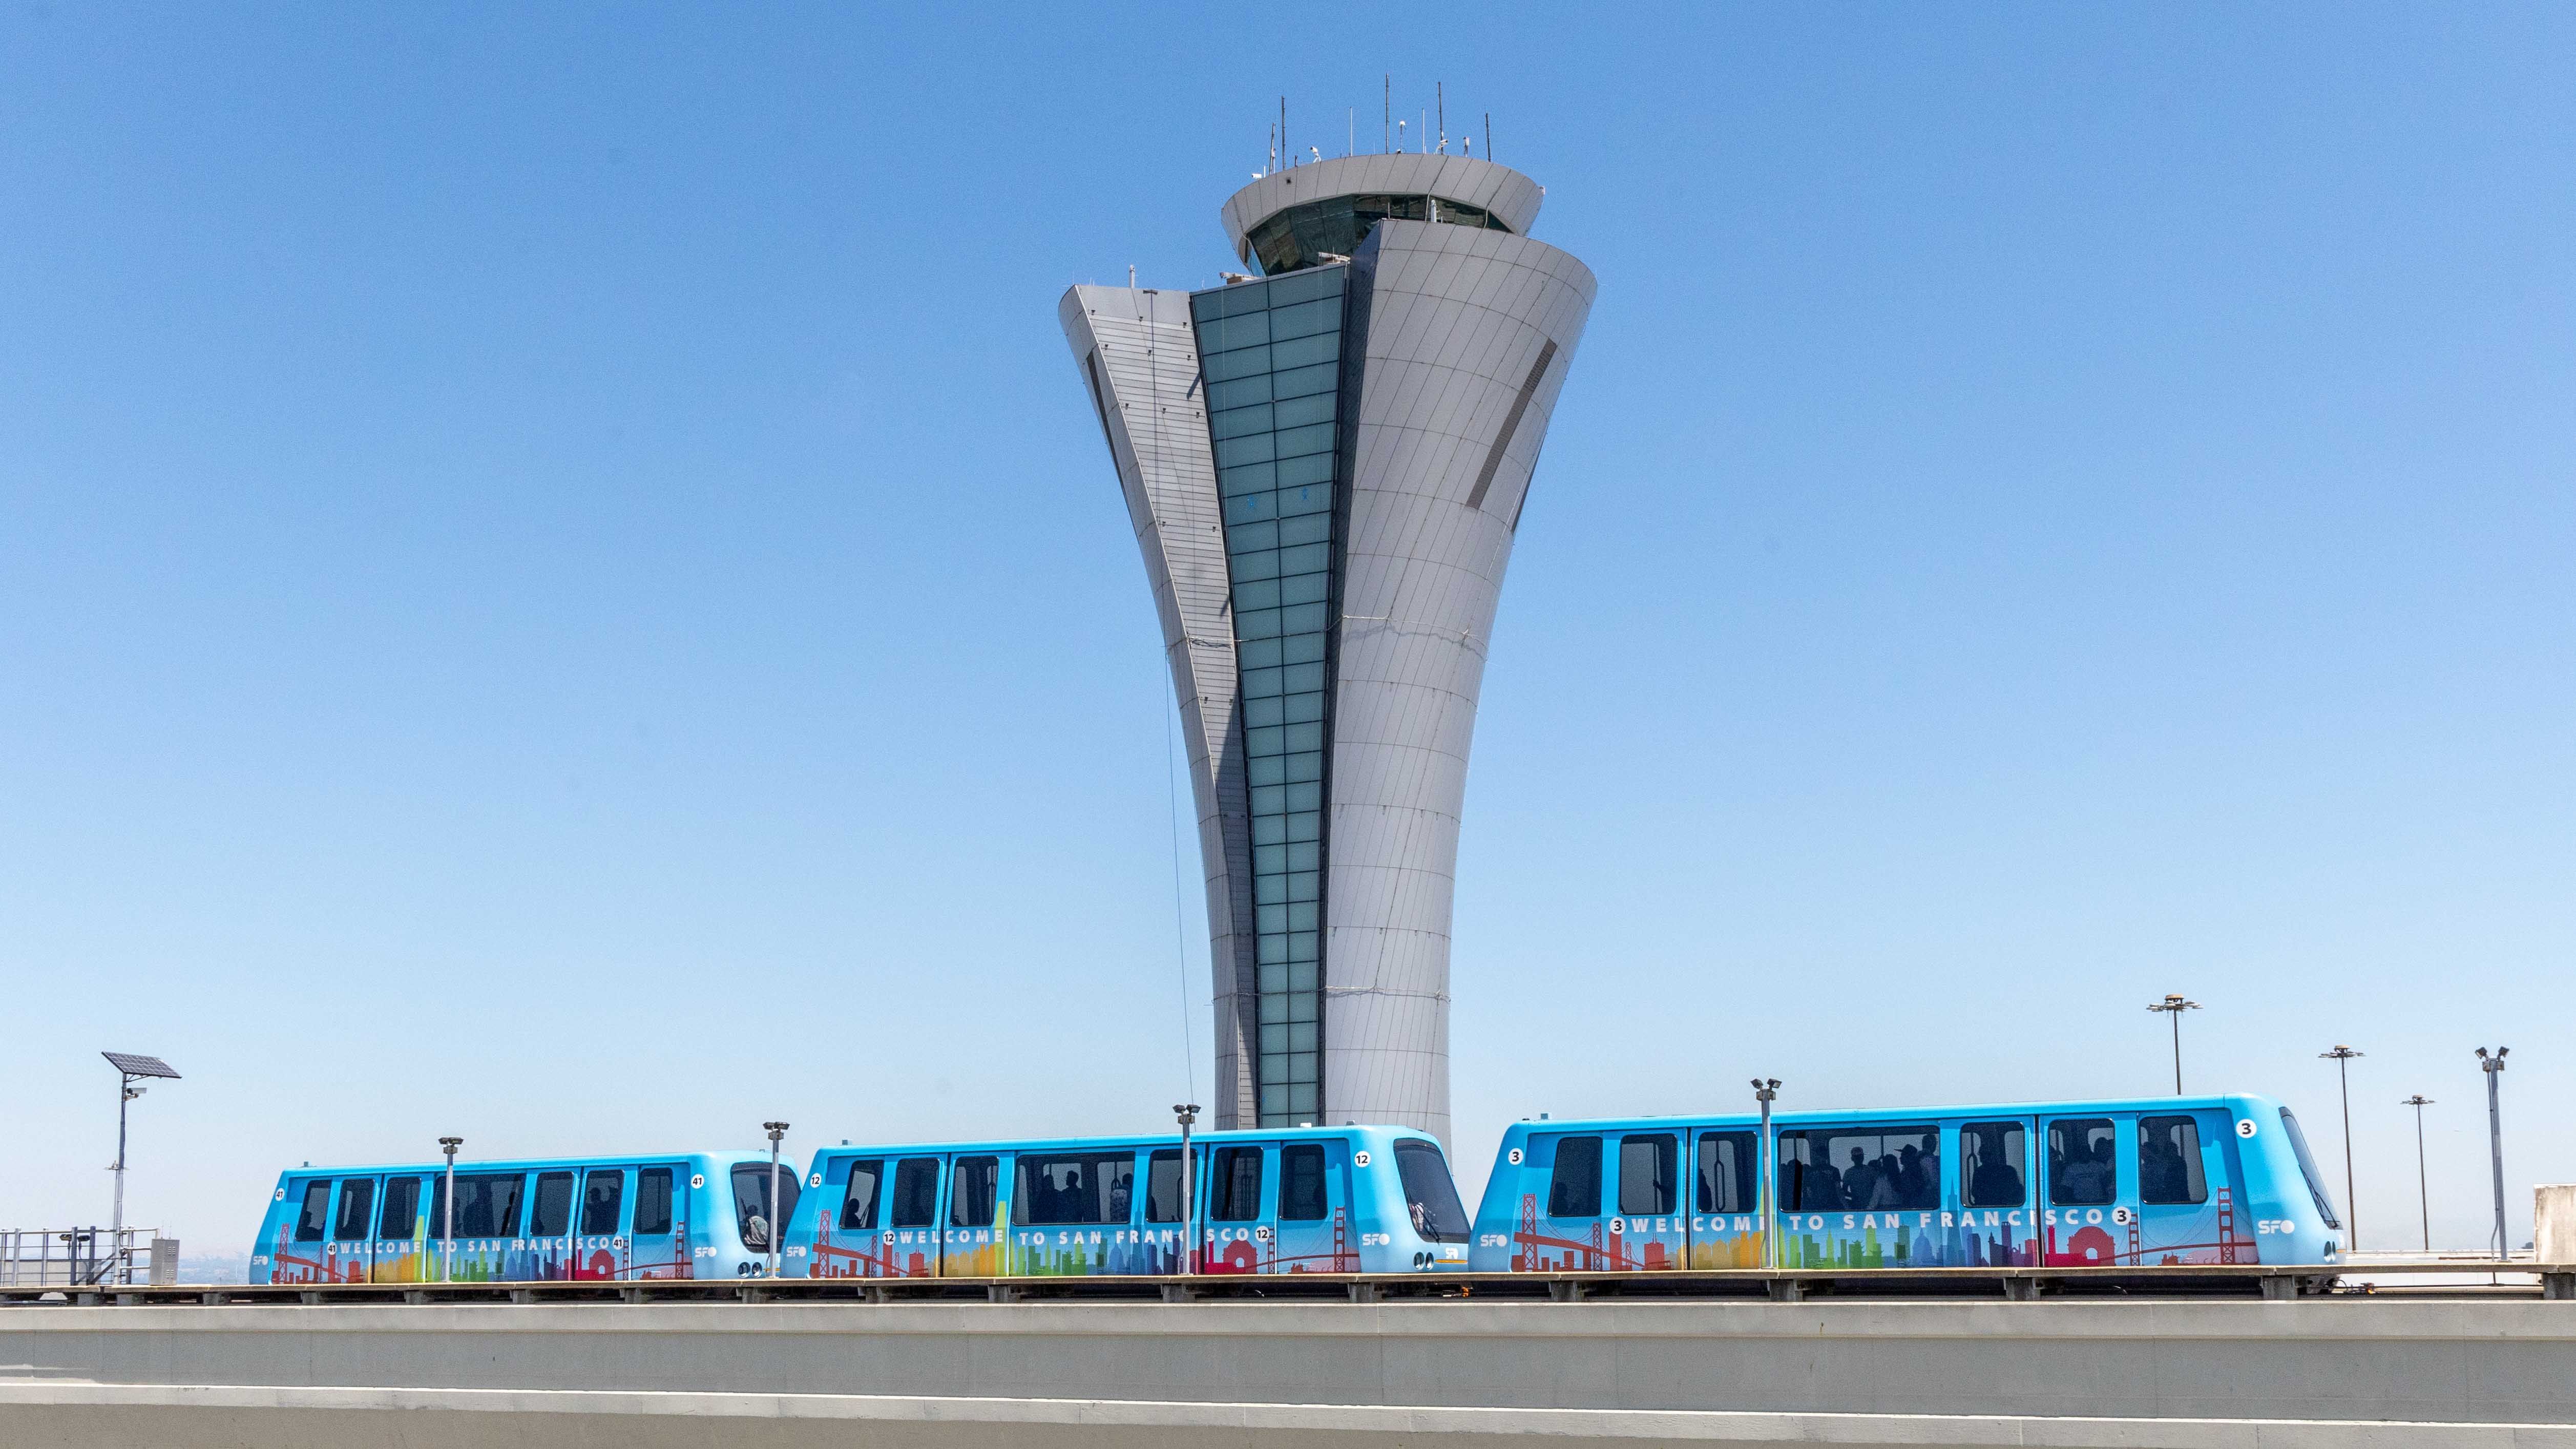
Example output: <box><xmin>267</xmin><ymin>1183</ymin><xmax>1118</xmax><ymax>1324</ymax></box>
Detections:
<box><xmin>5</xmin><ymin>1297</ymin><xmax>2575</xmax><ymax>1445</ymax></box>
<box><xmin>8</xmin><ymin>1385</ymin><xmax>2576</xmax><ymax>1449</ymax></box>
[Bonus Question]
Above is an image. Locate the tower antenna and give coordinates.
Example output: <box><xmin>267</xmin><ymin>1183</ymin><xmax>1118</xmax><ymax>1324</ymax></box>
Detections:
<box><xmin>1384</xmin><ymin>74</ymin><xmax>1390</xmax><ymax>153</ymax></box>
<box><xmin>1437</xmin><ymin>82</ymin><xmax>1445</xmax><ymax>154</ymax></box>
<box><xmin>1485</xmin><ymin>112</ymin><xmax>1492</xmax><ymax>164</ymax></box>
<box><xmin>1280</xmin><ymin>96</ymin><xmax>1287</xmax><ymax>168</ymax></box>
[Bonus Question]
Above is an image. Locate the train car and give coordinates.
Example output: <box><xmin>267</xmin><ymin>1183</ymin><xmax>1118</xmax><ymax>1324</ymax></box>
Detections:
<box><xmin>250</xmin><ymin>1150</ymin><xmax>798</xmax><ymax>1284</ymax></box>
<box><xmin>779</xmin><ymin>1125</ymin><xmax>1473</xmax><ymax>1278</ymax></box>
<box><xmin>1468</xmin><ymin>1094</ymin><xmax>2345</xmax><ymax>1273</ymax></box>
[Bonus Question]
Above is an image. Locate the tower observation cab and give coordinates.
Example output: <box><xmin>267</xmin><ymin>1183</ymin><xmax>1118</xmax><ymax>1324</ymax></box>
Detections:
<box><xmin>1062</xmin><ymin>149</ymin><xmax>1593</xmax><ymax>1140</ymax></box>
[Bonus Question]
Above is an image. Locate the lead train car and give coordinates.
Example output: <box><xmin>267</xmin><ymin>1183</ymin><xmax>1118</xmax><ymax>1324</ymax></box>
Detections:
<box><xmin>251</xmin><ymin>1151</ymin><xmax>795</xmax><ymax>1284</ymax></box>
<box><xmin>781</xmin><ymin>1126</ymin><xmax>1473</xmax><ymax>1278</ymax></box>
<box><xmin>1469</xmin><ymin>1094</ymin><xmax>2345</xmax><ymax>1273</ymax></box>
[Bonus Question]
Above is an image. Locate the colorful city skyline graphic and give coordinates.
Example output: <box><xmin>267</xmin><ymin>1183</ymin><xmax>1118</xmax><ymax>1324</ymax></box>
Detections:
<box><xmin>1505</xmin><ymin>1190</ymin><xmax>2254</xmax><ymax>1271</ymax></box>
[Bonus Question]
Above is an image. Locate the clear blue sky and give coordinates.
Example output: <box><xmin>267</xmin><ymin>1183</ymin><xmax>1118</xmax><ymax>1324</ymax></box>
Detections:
<box><xmin>4</xmin><ymin>3</ymin><xmax>2567</xmax><ymax>1257</ymax></box>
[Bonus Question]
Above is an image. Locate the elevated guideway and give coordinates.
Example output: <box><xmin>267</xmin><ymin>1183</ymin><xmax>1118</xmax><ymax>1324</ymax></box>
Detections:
<box><xmin>6</xmin><ymin>1276</ymin><xmax>2574</xmax><ymax>1447</ymax></box>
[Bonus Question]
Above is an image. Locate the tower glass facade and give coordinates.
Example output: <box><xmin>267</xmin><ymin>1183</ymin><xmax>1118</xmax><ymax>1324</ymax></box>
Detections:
<box><xmin>1189</xmin><ymin>262</ymin><xmax>1347</xmax><ymax>1126</ymax></box>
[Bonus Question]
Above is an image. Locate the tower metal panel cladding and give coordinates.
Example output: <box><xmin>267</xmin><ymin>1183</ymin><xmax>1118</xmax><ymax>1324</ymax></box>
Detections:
<box><xmin>1061</xmin><ymin>153</ymin><xmax>1594</xmax><ymax>1142</ymax></box>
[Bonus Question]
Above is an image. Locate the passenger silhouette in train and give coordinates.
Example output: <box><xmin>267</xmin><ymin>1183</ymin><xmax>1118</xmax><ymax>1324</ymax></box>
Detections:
<box><xmin>742</xmin><ymin>1205</ymin><xmax>769</xmax><ymax>1250</ymax></box>
<box><xmin>1867</xmin><ymin>1153</ymin><xmax>1904</xmax><ymax>1210</ymax></box>
<box><xmin>1798</xmin><ymin>1152</ymin><xmax>1844</xmax><ymax>1210</ymax></box>
<box><xmin>2060</xmin><ymin>1138</ymin><xmax>2113</xmax><ymax>1204</ymax></box>
<box><xmin>1971</xmin><ymin>1139</ymin><xmax>2025</xmax><ymax>1205</ymax></box>
<box><xmin>1843</xmin><ymin>1147</ymin><xmax>1877</xmax><ymax>1209</ymax></box>
<box><xmin>1108</xmin><ymin>1170</ymin><xmax>1133</xmax><ymax>1222</ymax></box>
<box><xmin>2141</xmin><ymin>1136</ymin><xmax>2185</xmax><ymax>1202</ymax></box>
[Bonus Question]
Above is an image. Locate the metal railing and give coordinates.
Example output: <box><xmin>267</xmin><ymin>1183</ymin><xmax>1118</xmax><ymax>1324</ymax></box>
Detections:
<box><xmin>1</xmin><ymin>1227</ymin><xmax>173</xmax><ymax>1287</ymax></box>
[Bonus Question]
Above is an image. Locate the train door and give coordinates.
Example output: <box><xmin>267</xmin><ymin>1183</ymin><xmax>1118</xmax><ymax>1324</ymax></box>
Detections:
<box><xmin>2133</xmin><ymin>1110</ymin><xmax>2232</xmax><ymax>1264</ymax></box>
<box><xmin>1202</xmin><ymin>1141</ymin><xmax>1274</xmax><ymax>1273</ymax></box>
<box><xmin>1956</xmin><ymin>1118</ymin><xmax>2037</xmax><ymax>1266</ymax></box>
<box><xmin>1270</xmin><ymin>1140</ymin><xmax>1358</xmax><ymax>1272</ymax></box>
<box><xmin>806</xmin><ymin>1157</ymin><xmax>883</xmax><ymax>1278</ymax></box>
<box><xmin>881</xmin><ymin>1155</ymin><xmax>943</xmax><ymax>1277</ymax></box>
<box><xmin>327</xmin><ymin>1174</ymin><xmax>378</xmax><ymax>1283</ymax></box>
<box><xmin>527</xmin><ymin>1169</ymin><xmax>577</xmax><ymax>1280</ymax></box>
<box><xmin>264</xmin><ymin>1173</ymin><xmax>335</xmax><ymax>1284</ymax></box>
<box><xmin>1687</xmin><ymin>1129</ymin><xmax>1762</xmax><ymax>1268</ymax></box>
<box><xmin>1607</xmin><ymin>1130</ymin><xmax>1684</xmax><ymax>1270</ymax></box>
<box><xmin>372</xmin><ymin>1173</ymin><xmax>431</xmax><ymax>1282</ymax></box>
<box><xmin>2042</xmin><ymin>1115</ymin><xmax>2123</xmax><ymax>1265</ymax></box>
<box><xmin>1140</xmin><ymin>1147</ymin><xmax>1189</xmax><ymax>1272</ymax></box>
<box><xmin>940</xmin><ymin>1152</ymin><xmax>1007</xmax><ymax>1276</ymax></box>
<box><xmin>572</xmin><ymin>1167</ymin><xmax>626</xmax><ymax>1279</ymax></box>
<box><xmin>1511</xmin><ymin>1132</ymin><xmax>1608</xmax><ymax>1271</ymax></box>
<box><xmin>629</xmin><ymin>1164</ymin><xmax>689</xmax><ymax>1279</ymax></box>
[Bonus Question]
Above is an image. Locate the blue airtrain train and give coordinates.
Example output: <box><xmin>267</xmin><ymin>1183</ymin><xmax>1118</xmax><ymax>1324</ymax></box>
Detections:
<box><xmin>249</xmin><ymin>1151</ymin><xmax>793</xmax><ymax>1285</ymax></box>
<box><xmin>779</xmin><ymin>1125</ymin><xmax>1474</xmax><ymax>1278</ymax></box>
<box><xmin>1468</xmin><ymin>1094</ymin><xmax>2344</xmax><ymax>1272</ymax></box>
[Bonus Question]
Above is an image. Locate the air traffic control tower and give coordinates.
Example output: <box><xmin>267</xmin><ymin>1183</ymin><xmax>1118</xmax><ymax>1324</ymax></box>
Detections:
<box><xmin>1061</xmin><ymin>154</ymin><xmax>1594</xmax><ymax>1142</ymax></box>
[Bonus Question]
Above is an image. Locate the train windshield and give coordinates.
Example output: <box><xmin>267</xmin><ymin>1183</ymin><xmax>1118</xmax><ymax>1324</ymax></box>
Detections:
<box><xmin>731</xmin><ymin>1164</ymin><xmax>804</xmax><ymax>1249</ymax></box>
<box><xmin>1394</xmin><ymin>1140</ymin><xmax>1471</xmax><ymax>1243</ymax></box>
<box><xmin>2276</xmin><ymin>1108</ymin><xmax>2343</xmax><ymax>1229</ymax></box>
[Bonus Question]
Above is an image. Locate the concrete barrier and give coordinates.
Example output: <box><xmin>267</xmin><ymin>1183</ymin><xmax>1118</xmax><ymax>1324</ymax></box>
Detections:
<box><xmin>5</xmin><ymin>1297</ymin><xmax>2572</xmax><ymax>1445</ymax></box>
<box><xmin>2540</xmin><ymin>1186</ymin><xmax>2575</xmax><ymax>1264</ymax></box>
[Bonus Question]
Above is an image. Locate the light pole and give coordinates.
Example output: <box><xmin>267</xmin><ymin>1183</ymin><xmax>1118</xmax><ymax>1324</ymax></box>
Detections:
<box><xmin>2319</xmin><ymin>1046</ymin><xmax>2363</xmax><ymax>1250</ymax></box>
<box><xmin>100</xmin><ymin>1053</ymin><xmax>180</xmax><ymax>1279</ymax></box>
<box><xmin>762</xmin><ymin>1121</ymin><xmax>789</xmax><ymax>1279</ymax></box>
<box><xmin>438</xmin><ymin>1137</ymin><xmax>462</xmax><ymax>1282</ymax></box>
<box><xmin>2475</xmin><ymin>1047</ymin><xmax>2508</xmax><ymax>1258</ymax></box>
<box><xmin>1751</xmin><ymin>1078</ymin><xmax>1780</xmax><ymax>1271</ymax></box>
<box><xmin>2400</xmin><ymin>1096</ymin><xmax>2433</xmax><ymax>1252</ymax></box>
<box><xmin>1172</xmin><ymin>1103</ymin><xmax>1200</xmax><ymax>1274</ymax></box>
<box><xmin>2146</xmin><ymin>996</ymin><xmax>2199</xmax><ymax>1094</ymax></box>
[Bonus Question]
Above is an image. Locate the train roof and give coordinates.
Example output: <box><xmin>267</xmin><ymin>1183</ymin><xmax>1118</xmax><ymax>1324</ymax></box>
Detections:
<box><xmin>1497</xmin><ymin>1092</ymin><xmax>2288</xmax><ymax>1135</ymax></box>
<box><xmin>267</xmin><ymin>1149</ymin><xmax>774</xmax><ymax>1177</ymax></box>
<box><xmin>804</xmin><ymin>1124</ymin><xmax>1441</xmax><ymax>1160</ymax></box>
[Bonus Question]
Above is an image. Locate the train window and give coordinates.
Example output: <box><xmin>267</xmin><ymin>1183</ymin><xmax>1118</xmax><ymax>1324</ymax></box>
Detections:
<box><xmin>1619</xmin><ymin>1134</ymin><xmax>1677</xmax><ymax>1215</ymax></box>
<box><xmin>2138</xmin><ymin>1117</ymin><xmax>2207</xmax><ymax>1205</ymax></box>
<box><xmin>949</xmin><ymin>1156</ymin><xmax>999</xmax><ymax>1228</ymax></box>
<box><xmin>1209</xmin><ymin>1146</ymin><xmax>1265</xmax><ymax>1222</ymax></box>
<box><xmin>1144</xmin><ymin>1149</ymin><xmax>1186</xmax><ymax>1223</ymax></box>
<box><xmin>1017</xmin><ymin>1153</ymin><xmax>1136</xmax><ymax>1226</ymax></box>
<box><xmin>776</xmin><ymin>1168</ymin><xmax>803</xmax><ymax>1236</ymax></box>
<box><xmin>2047</xmin><ymin>1119</ymin><xmax>2117</xmax><ymax>1206</ymax></box>
<box><xmin>1395</xmin><ymin>1139</ymin><xmax>1471</xmax><ymax>1243</ymax></box>
<box><xmin>581</xmin><ymin>1171</ymin><xmax>624</xmax><ymax>1235</ymax></box>
<box><xmin>292</xmin><ymin>1181</ymin><xmax>331</xmax><ymax>1242</ymax></box>
<box><xmin>840</xmin><ymin>1160</ymin><xmax>884</xmax><ymax>1230</ymax></box>
<box><xmin>379</xmin><ymin>1177</ymin><xmax>420</xmax><ymax>1239</ymax></box>
<box><xmin>2277</xmin><ymin>1109</ymin><xmax>2343</xmax><ymax>1229</ymax></box>
<box><xmin>530</xmin><ymin>1172</ymin><xmax>575</xmax><ymax>1236</ymax></box>
<box><xmin>634</xmin><ymin>1169</ymin><xmax>674</xmax><ymax>1236</ymax></box>
<box><xmin>731</xmin><ymin>1164</ymin><xmax>802</xmax><ymax>1248</ymax></box>
<box><xmin>1695</xmin><ymin>1131</ymin><xmax>1755</xmax><ymax>1214</ymax></box>
<box><xmin>1773</xmin><ymin>1132</ymin><xmax>1813</xmax><ymax>1210</ymax></box>
<box><xmin>1546</xmin><ymin>1136</ymin><xmax>1601</xmax><ymax>1217</ymax></box>
<box><xmin>890</xmin><ymin>1158</ymin><xmax>939</xmax><ymax>1228</ymax></box>
<box><xmin>1779</xmin><ymin>1126</ymin><xmax>1939</xmax><ymax>1211</ymax></box>
<box><xmin>1279</xmin><ymin>1144</ymin><xmax>1328</xmax><ymax>1222</ymax></box>
<box><xmin>450</xmin><ymin>1174</ymin><xmax>525</xmax><ymax>1238</ymax></box>
<box><xmin>1962</xmin><ymin>1122</ymin><xmax>2028</xmax><ymax>1207</ymax></box>
<box><xmin>334</xmin><ymin>1179</ymin><xmax>375</xmax><ymax>1242</ymax></box>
